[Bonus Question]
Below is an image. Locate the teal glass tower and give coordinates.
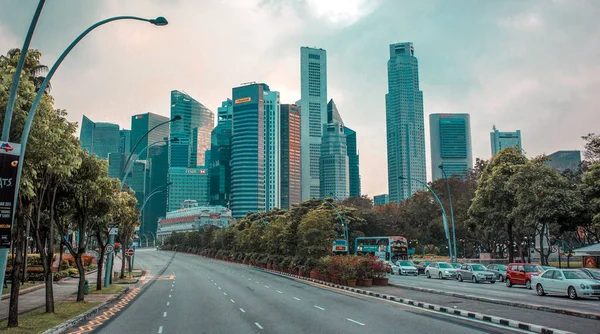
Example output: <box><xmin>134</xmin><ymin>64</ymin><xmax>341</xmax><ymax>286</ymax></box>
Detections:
<box><xmin>263</xmin><ymin>90</ymin><xmax>281</xmax><ymax>210</ymax></box>
<box><xmin>545</xmin><ymin>150</ymin><xmax>581</xmax><ymax>173</ymax></box>
<box><xmin>385</xmin><ymin>42</ymin><xmax>427</xmax><ymax>202</ymax></box>
<box><xmin>210</xmin><ymin>99</ymin><xmax>233</xmax><ymax>207</ymax></box>
<box><xmin>490</xmin><ymin>126</ymin><xmax>522</xmax><ymax>155</ymax></box>
<box><xmin>344</xmin><ymin>126</ymin><xmax>360</xmax><ymax>197</ymax></box>
<box><xmin>80</xmin><ymin>115</ymin><xmax>120</xmax><ymax>159</ymax></box>
<box><xmin>230</xmin><ymin>83</ymin><xmax>268</xmax><ymax>218</ymax></box>
<box><xmin>429</xmin><ymin>113</ymin><xmax>472</xmax><ymax>180</ymax></box>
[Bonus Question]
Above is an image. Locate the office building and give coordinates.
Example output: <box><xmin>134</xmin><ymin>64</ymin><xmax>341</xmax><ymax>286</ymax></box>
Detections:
<box><xmin>131</xmin><ymin>113</ymin><xmax>170</xmax><ymax>159</ymax></box>
<box><xmin>300</xmin><ymin>47</ymin><xmax>328</xmax><ymax>200</ymax></box>
<box><xmin>80</xmin><ymin>115</ymin><xmax>120</xmax><ymax>159</ymax></box>
<box><xmin>374</xmin><ymin>194</ymin><xmax>389</xmax><ymax>206</ymax></box>
<box><xmin>264</xmin><ymin>90</ymin><xmax>281</xmax><ymax>210</ymax></box>
<box><xmin>385</xmin><ymin>42</ymin><xmax>427</xmax><ymax>202</ymax></box>
<box><xmin>119</xmin><ymin>130</ymin><xmax>131</xmax><ymax>154</ymax></box>
<box><xmin>490</xmin><ymin>126</ymin><xmax>522</xmax><ymax>155</ymax></box>
<box><xmin>344</xmin><ymin>126</ymin><xmax>361</xmax><ymax>197</ymax></box>
<box><xmin>167</xmin><ymin>167</ymin><xmax>210</xmax><ymax>212</ymax></box>
<box><xmin>130</xmin><ymin>159</ymin><xmax>151</xmax><ymax>227</ymax></box>
<box><xmin>429</xmin><ymin>113</ymin><xmax>473</xmax><ymax>180</ymax></box>
<box><xmin>545</xmin><ymin>150</ymin><xmax>581</xmax><ymax>173</ymax></box>
<box><xmin>210</xmin><ymin>99</ymin><xmax>233</xmax><ymax>207</ymax></box>
<box><xmin>280</xmin><ymin>104</ymin><xmax>301</xmax><ymax>210</ymax></box>
<box><xmin>320</xmin><ymin>122</ymin><xmax>349</xmax><ymax>200</ymax></box>
<box><xmin>157</xmin><ymin>202</ymin><xmax>233</xmax><ymax>243</ymax></box>
<box><xmin>230</xmin><ymin>83</ymin><xmax>268</xmax><ymax>218</ymax></box>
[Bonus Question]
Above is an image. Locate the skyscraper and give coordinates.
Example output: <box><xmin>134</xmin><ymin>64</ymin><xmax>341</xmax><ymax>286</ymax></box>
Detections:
<box><xmin>344</xmin><ymin>126</ymin><xmax>361</xmax><ymax>197</ymax></box>
<box><xmin>429</xmin><ymin>113</ymin><xmax>473</xmax><ymax>180</ymax></box>
<box><xmin>119</xmin><ymin>130</ymin><xmax>131</xmax><ymax>154</ymax></box>
<box><xmin>545</xmin><ymin>150</ymin><xmax>581</xmax><ymax>173</ymax></box>
<box><xmin>280</xmin><ymin>104</ymin><xmax>301</xmax><ymax>210</ymax></box>
<box><xmin>80</xmin><ymin>115</ymin><xmax>120</xmax><ymax>159</ymax></box>
<box><xmin>490</xmin><ymin>126</ymin><xmax>522</xmax><ymax>155</ymax></box>
<box><xmin>373</xmin><ymin>194</ymin><xmax>389</xmax><ymax>206</ymax></box>
<box><xmin>167</xmin><ymin>167</ymin><xmax>210</xmax><ymax>211</ymax></box>
<box><xmin>230</xmin><ymin>83</ymin><xmax>268</xmax><ymax>218</ymax></box>
<box><xmin>320</xmin><ymin>122</ymin><xmax>349</xmax><ymax>200</ymax></box>
<box><xmin>300</xmin><ymin>47</ymin><xmax>328</xmax><ymax>200</ymax></box>
<box><xmin>263</xmin><ymin>90</ymin><xmax>281</xmax><ymax>210</ymax></box>
<box><xmin>131</xmin><ymin>113</ymin><xmax>170</xmax><ymax>159</ymax></box>
<box><xmin>385</xmin><ymin>42</ymin><xmax>426</xmax><ymax>202</ymax></box>
<box><xmin>210</xmin><ymin>99</ymin><xmax>233</xmax><ymax>207</ymax></box>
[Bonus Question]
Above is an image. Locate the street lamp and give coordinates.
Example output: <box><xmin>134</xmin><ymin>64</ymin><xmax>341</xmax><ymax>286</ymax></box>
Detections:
<box><xmin>438</xmin><ymin>165</ymin><xmax>457</xmax><ymax>264</ymax></box>
<box><xmin>319</xmin><ymin>198</ymin><xmax>349</xmax><ymax>255</ymax></box>
<box><xmin>399</xmin><ymin>176</ymin><xmax>454</xmax><ymax>262</ymax></box>
<box><xmin>0</xmin><ymin>11</ymin><xmax>168</xmax><ymax>294</ymax></box>
<box><xmin>120</xmin><ymin>137</ymin><xmax>178</xmax><ymax>191</ymax></box>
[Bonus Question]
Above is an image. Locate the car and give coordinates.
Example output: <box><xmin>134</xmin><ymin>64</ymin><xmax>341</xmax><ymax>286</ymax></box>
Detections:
<box><xmin>415</xmin><ymin>261</ymin><xmax>430</xmax><ymax>275</ymax></box>
<box><xmin>395</xmin><ymin>260</ymin><xmax>418</xmax><ymax>276</ymax></box>
<box><xmin>450</xmin><ymin>263</ymin><xmax>462</xmax><ymax>269</ymax></box>
<box><xmin>456</xmin><ymin>263</ymin><xmax>496</xmax><ymax>283</ymax></box>
<box><xmin>387</xmin><ymin>261</ymin><xmax>399</xmax><ymax>274</ymax></box>
<box><xmin>541</xmin><ymin>266</ymin><xmax>556</xmax><ymax>271</ymax></box>
<box><xmin>532</xmin><ymin>269</ymin><xmax>600</xmax><ymax>300</ymax></box>
<box><xmin>505</xmin><ymin>263</ymin><xmax>543</xmax><ymax>289</ymax></box>
<box><xmin>579</xmin><ymin>268</ymin><xmax>600</xmax><ymax>281</ymax></box>
<box><xmin>486</xmin><ymin>264</ymin><xmax>508</xmax><ymax>282</ymax></box>
<box><xmin>425</xmin><ymin>262</ymin><xmax>457</xmax><ymax>279</ymax></box>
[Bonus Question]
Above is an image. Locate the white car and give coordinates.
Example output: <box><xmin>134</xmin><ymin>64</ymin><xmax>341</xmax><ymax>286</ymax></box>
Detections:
<box><xmin>532</xmin><ymin>269</ymin><xmax>600</xmax><ymax>300</ymax></box>
<box><xmin>394</xmin><ymin>260</ymin><xmax>418</xmax><ymax>276</ymax></box>
<box><xmin>425</xmin><ymin>262</ymin><xmax>457</xmax><ymax>279</ymax></box>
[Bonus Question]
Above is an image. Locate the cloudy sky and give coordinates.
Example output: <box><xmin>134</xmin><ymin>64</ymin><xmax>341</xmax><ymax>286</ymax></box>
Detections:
<box><xmin>1</xmin><ymin>0</ymin><xmax>599</xmax><ymax>197</ymax></box>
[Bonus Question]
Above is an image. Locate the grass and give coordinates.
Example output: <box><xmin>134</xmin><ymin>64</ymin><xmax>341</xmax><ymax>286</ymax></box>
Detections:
<box><xmin>89</xmin><ymin>284</ymin><xmax>126</xmax><ymax>295</ymax></box>
<box><xmin>130</xmin><ymin>270</ymin><xmax>143</xmax><ymax>277</ymax></box>
<box><xmin>0</xmin><ymin>301</ymin><xmax>99</xmax><ymax>333</ymax></box>
<box><xmin>115</xmin><ymin>277</ymin><xmax>138</xmax><ymax>284</ymax></box>
<box><xmin>2</xmin><ymin>282</ymin><xmax>42</xmax><ymax>296</ymax></box>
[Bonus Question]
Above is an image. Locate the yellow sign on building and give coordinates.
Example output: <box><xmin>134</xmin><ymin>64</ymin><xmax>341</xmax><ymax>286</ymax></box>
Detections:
<box><xmin>234</xmin><ymin>97</ymin><xmax>251</xmax><ymax>104</ymax></box>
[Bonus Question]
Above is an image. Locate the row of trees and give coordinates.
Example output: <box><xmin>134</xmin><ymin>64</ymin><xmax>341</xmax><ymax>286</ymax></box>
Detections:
<box><xmin>1</xmin><ymin>49</ymin><xmax>141</xmax><ymax>327</ymax></box>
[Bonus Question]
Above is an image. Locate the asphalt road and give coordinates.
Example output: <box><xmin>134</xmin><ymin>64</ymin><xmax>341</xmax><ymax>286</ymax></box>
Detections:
<box><xmin>98</xmin><ymin>251</ymin><xmax>522</xmax><ymax>334</ymax></box>
<box><xmin>388</xmin><ymin>273</ymin><xmax>600</xmax><ymax>315</ymax></box>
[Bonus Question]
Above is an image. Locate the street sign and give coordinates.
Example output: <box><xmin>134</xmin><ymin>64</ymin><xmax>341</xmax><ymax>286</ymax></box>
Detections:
<box><xmin>551</xmin><ymin>245</ymin><xmax>559</xmax><ymax>253</ymax></box>
<box><xmin>0</xmin><ymin>142</ymin><xmax>21</xmax><ymax>248</ymax></box>
<box><xmin>125</xmin><ymin>248</ymin><xmax>135</xmax><ymax>257</ymax></box>
<box><xmin>109</xmin><ymin>228</ymin><xmax>118</xmax><ymax>236</ymax></box>
<box><xmin>106</xmin><ymin>244</ymin><xmax>114</xmax><ymax>253</ymax></box>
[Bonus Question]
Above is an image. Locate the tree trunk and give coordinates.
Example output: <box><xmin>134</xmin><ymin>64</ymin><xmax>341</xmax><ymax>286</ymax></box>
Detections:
<box><xmin>538</xmin><ymin>229</ymin><xmax>546</xmax><ymax>266</ymax></box>
<box><xmin>58</xmin><ymin>238</ymin><xmax>64</xmax><ymax>271</ymax></box>
<box><xmin>96</xmin><ymin>232</ymin><xmax>106</xmax><ymax>290</ymax></box>
<box><xmin>120</xmin><ymin>245</ymin><xmax>126</xmax><ymax>278</ymax></box>
<box><xmin>8</xmin><ymin>210</ymin><xmax>25</xmax><ymax>328</ymax></box>
<box><xmin>75</xmin><ymin>253</ymin><xmax>86</xmax><ymax>302</ymax></box>
<box><xmin>22</xmin><ymin>210</ymin><xmax>31</xmax><ymax>284</ymax></box>
<box><xmin>507</xmin><ymin>222</ymin><xmax>514</xmax><ymax>263</ymax></box>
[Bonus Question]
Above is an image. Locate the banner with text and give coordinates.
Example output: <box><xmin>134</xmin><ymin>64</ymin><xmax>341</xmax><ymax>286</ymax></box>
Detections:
<box><xmin>0</xmin><ymin>142</ymin><xmax>21</xmax><ymax>248</ymax></box>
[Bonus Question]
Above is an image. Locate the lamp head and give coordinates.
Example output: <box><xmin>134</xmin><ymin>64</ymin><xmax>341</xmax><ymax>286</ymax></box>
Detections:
<box><xmin>398</xmin><ymin>176</ymin><xmax>406</xmax><ymax>180</ymax></box>
<box><xmin>166</xmin><ymin>182</ymin><xmax>173</xmax><ymax>187</ymax></box>
<box><xmin>172</xmin><ymin>115</ymin><xmax>182</xmax><ymax>121</ymax></box>
<box><xmin>438</xmin><ymin>164</ymin><xmax>444</xmax><ymax>169</ymax></box>
<box><xmin>150</xmin><ymin>16</ymin><xmax>168</xmax><ymax>26</ymax></box>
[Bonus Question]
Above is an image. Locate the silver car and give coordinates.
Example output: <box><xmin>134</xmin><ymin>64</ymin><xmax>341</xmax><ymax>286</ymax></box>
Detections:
<box><xmin>457</xmin><ymin>263</ymin><xmax>496</xmax><ymax>283</ymax></box>
<box><xmin>486</xmin><ymin>264</ymin><xmax>508</xmax><ymax>282</ymax></box>
<box><xmin>425</xmin><ymin>262</ymin><xmax>457</xmax><ymax>279</ymax></box>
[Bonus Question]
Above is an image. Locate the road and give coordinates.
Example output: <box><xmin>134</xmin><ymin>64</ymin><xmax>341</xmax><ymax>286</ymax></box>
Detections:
<box><xmin>388</xmin><ymin>273</ymin><xmax>600</xmax><ymax>315</ymax></box>
<box><xmin>98</xmin><ymin>250</ymin><xmax>522</xmax><ymax>334</ymax></box>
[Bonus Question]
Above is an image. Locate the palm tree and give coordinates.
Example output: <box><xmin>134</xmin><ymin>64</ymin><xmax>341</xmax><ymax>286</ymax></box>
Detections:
<box><xmin>3</xmin><ymin>48</ymin><xmax>51</xmax><ymax>93</ymax></box>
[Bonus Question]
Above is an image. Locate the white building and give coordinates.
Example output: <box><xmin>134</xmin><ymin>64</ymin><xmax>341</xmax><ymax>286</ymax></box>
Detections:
<box><xmin>157</xmin><ymin>200</ymin><xmax>233</xmax><ymax>243</ymax></box>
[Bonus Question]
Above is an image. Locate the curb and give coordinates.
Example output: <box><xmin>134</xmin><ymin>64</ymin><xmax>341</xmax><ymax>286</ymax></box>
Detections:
<box><xmin>1</xmin><ymin>283</ymin><xmax>45</xmax><ymax>300</ymax></box>
<box><xmin>387</xmin><ymin>282</ymin><xmax>600</xmax><ymax>320</ymax></box>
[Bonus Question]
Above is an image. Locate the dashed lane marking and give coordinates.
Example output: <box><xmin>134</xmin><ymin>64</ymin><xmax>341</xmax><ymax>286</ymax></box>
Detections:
<box><xmin>223</xmin><ymin>292</ymin><xmax>227</xmax><ymax>295</ymax></box>
<box><xmin>167</xmin><ymin>302</ymin><xmax>170</xmax><ymax>306</ymax></box>
<box><xmin>158</xmin><ymin>325</ymin><xmax>163</xmax><ymax>333</ymax></box>
<box><xmin>347</xmin><ymin>318</ymin><xmax>366</xmax><ymax>326</ymax></box>
<box><xmin>230</xmin><ymin>299</ymin><xmax>235</xmax><ymax>303</ymax></box>
<box><xmin>163</xmin><ymin>312</ymin><xmax>167</xmax><ymax>317</ymax></box>
<box><xmin>314</xmin><ymin>305</ymin><xmax>325</xmax><ymax>311</ymax></box>
<box><xmin>255</xmin><ymin>322</ymin><xmax>264</xmax><ymax>329</ymax></box>
<box><xmin>240</xmin><ymin>308</ymin><xmax>246</xmax><ymax>313</ymax></box>
<box><xmin>276</xmin><ymin>290</ymin><xmax>283</xmax><ymax>294</ymax></box>
<box><xmin>293</xmin><ymin>297</ymin><xmax>301</xmax><ymax>301</ymax></box>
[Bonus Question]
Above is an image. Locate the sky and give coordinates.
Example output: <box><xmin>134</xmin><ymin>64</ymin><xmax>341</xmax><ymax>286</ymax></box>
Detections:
<box><xmin>1</xmin><ymin>0</ymin><xmax>599</xmax><ymax>198</ymax></box>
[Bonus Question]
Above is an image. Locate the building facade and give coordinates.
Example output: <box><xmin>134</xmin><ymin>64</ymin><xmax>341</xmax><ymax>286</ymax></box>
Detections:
<box><xmin>230</xmin><ymin>83</ymin><xmax>268</xmax><ymax>218</ymax></box>
<box><xmin>300</xmin><ymin>47</ymin><xmax>328</xmax><ymax>200</ymax></box>
<box><xmin>373</xmin><ymin>194</ymin><xmax>389</xmax><ymax>206</ymax></box>
<box><xmin>545</xmin><ymin>150</ymin><xmax>581</xmax><ymax>173</ymax></box>
<box><xmin>385</xmin><ymin>42</ymin><xmax>427</xmax><ymax>202</ymax></box>
<box><xmin>429</xmin><ymin>113</ymin><xmax>473</xmax><ymax>180</ymax></box>
<box><xmin>280</xmin><ymin>104</ymin><xmax>302</xmax><ymax>210</ymax></box>
<box><xmin>263</xmin><ymin>90</ymin><xmax>281</xmax><ymax>210</ymax></box>
<box><xmin>80</xmin><ymin>115</ymin><xmax>120</xmax><ymax>159</ymax></box>
<box><xmin>167</xmin><ymin>167</ymin><xmax>210</xmax><ymax>212</ymax></box>
<box><xmin>490</xmin><ymin>126</ymin><xmax>522</xmax><ymax>156</ymax></box>
<box><xmin>344</xmin><ymin>127</ymin><xmax>360</xmax><ymax>197</ymax></box>
<box><xmin>157</xmin><ymin>201</ymin><xmax>233</xmax><ymax>243</ymax></box>
<box><xmin>131</xmin><ymin>113</ymin><xmax>170</xmax><ymax>160</ymax></box>
<box><xmin>119</xmin><ymin>130</ymin><xmax>131</xmax><ymax>154</ymax></box>
<box><xmin>210</xmin><ymin>99</ymin><xmax>233</xmax><ymax>207</ymax></box>
<box><xmin>320</xmin><ymin>122</ymin><xmax>349</xmax><ymax>200</ymax></box>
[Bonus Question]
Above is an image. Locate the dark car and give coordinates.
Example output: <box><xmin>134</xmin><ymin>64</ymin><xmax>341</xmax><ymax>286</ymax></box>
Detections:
<box><xmin>486</xmin><ymin>264</ymin><xmax>508</xmax><ymax>282</ymax></box>
<box><xmin>580</xmin><ymin>268</ymin><xmax>600</xmax><ymax>281</ymax></box>
<box><xmin>415</xmin><ymin>261</ymin><xmax>431</xmax><ymax>275</ymax></box>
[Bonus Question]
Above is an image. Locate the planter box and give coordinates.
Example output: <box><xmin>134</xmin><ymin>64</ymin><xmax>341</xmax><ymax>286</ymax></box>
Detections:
<box><xmin>374</xmin><ymin>277</ymin><xmax>389</xmax><ymax>286</ymax></box>
<box><xmin>362</xmin><ymin>278</ymin><xmax>373</xmax><ymax>287</ymax></box>
<box><xmin>310</xmin><ymin>270</ymin><xmax>319</xmax><ymax>280</ymax></box>
<box><xmin>346</xmin><ymin>279</ymin><xmax>357</xmax><ymax>287</ymax></box>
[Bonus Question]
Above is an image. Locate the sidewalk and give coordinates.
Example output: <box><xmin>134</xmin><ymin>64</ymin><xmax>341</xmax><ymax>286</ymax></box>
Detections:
<box><xmin>0</xmin><ymin>257</ymin><xmax>123</xmax><ymax>321</ymax></box>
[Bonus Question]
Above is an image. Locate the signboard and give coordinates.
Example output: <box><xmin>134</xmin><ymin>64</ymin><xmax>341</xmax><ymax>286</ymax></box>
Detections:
<box><xmin>106</xmin><ymin>244</ymin><xmax>114</xmax><ymax>253</ymax></box>
<box><xmin>234</xmin><ymin>97</ymin><xmax>251</xmax><ymax>104</ymax></box>
<box><xmin>0</xmin><ymin>142</ymin><xmax>21</xmax><ymax>248</ymax></box>
<box><xmin>551</xmin><ymin>245</ymin><xmax>559</xmax><ymax>253</ymax></box>
<box><xmin>125</xmin><ymin>249</ymin><xmax>135</xmax><ymax>257</ymax></box>
<box><xmin>109</xmin><ymin>228</ymin><xmax>119</xmax><ymax>236</ymax></box>
<box><xmin>359</xmin><ymin>245</ymin><xmax>381</xmax><ymax>253</ymax></box>
<box><xmin>332</xmin><ymin>239</ymin><xmax>348</xmax><ymax>253</ymax></box>
<box><xmin>375</xmin><ymin>251</ymin><xmax>386</xmax><ymax>261</ymax></box>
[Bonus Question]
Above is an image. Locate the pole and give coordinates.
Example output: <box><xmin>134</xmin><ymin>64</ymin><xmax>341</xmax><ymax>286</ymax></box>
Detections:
<box><xmin>120</xmin><ymin>138</ymin><xmax>172</xmax><ymax>191</ymax></box>
<box><xmin>321</xmin><ymin>199</ymin><xmax>349</xmax><ymax>255</ymax></box>
<box><xmin>104</xmin><ymin>233</ymin><xmax>114</xmax><ymax>287</ymax></box>
<box><xmin>440</xmin><ymin>167</ymin><xmax>457</xmax><ymax>262</ymax></box>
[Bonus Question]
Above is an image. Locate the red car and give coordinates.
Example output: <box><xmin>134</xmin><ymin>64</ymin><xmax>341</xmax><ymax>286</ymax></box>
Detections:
<box><xmin>505</xmin><ymin>263</ymin><xmax>543</xmax><ymax>289</ymax></box>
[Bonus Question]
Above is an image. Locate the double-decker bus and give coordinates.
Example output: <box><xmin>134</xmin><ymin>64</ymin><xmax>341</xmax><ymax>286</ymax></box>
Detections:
<box><xmin>354</xmin><ymin>236</ymin><xmax>409</xmax><ymax>262</ymax></box>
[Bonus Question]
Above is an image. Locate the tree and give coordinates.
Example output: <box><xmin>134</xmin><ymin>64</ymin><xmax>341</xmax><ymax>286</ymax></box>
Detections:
<box><xmin>580</xmin><ymin>163</ymin><xmax>600</xmax><ymax>243</ymax></box>
<box><xmin>296</xmin><ymin>209</ymin><xmax>336</xmax><ymax>258</ymax></box>
<box><xmin>115</xmin><ymin>190</ymin><xmax>139</xmax><ymax>278</ymax></box>
<box><xmin>582</xmin><ymin>133</ymin><xmax>600</xmax><ymax>167</ymax></box>
<box><xmin>0</xmin><ymin>49</ymin><xmax>51</xmax><ymax>93</ymax></box>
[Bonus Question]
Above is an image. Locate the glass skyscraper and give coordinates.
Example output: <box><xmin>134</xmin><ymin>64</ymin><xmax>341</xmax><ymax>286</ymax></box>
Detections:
<box><xmin>300</xmin><ymin>47</ymin><xmax>328</xmax><ymax>200</ymax></box>
<box><xmin>490</xmin><ymin>126</ymin><xmax>522</xmax><ymax>156</ymax></box>
<box><xmin>210</xmin><ymin>99</ymin><xmax>233</xmax><ymax>207</ymax></box>
<box><xmin>320</xmin><ymin>121</ymin><xmax>349</xmax><ymax>200</ymax></box>
<box><xmin>119</xmin><ymin>130</ymin><xmax>131</xmax><ymax>154</ymax></box>
<box><xmin>385</xmin><ymin>42</ymin><xmax>427</xmax><ymax>202</ymax></box>
<box><xmin>263</xmin><ymin>90</ymin><xmax>281</xmax><ymax>211</ymax></box>
<box><xmin>429</xmin><ymin>113</ymin><xmax>473</xmax><ymax>180</ymax></box>
<box><xmin>344</xmin><ymin>126</ymin><xmax>360</xmax><ymax>197</ymax></box>
<box><xmin>545</xmin><ymin>150</ymin><xmax>581</xmax><ymax>173</ymax></box>
<box><xmin>280</xmin><ymin>104</ymin><xmax>301</xmax><ymax>210</ymax></box>
<box><xmin>167</xmin><ymin>167</ymin><xmax>210</xmax><ymax>212</ymax></box>
<box><xmin>230</xmin><ymin>83</ymin><xmax>268</xmax><ymax>218</ymax></box>
<box><xmin>80</xmin><ymin>115</ymin><xmax>120</xmax><ymax>159</ymax></box>
<box><xmin>374</xmin><ymin>194</ymin><xmax>389</xmax><ymax>206</ymax></box>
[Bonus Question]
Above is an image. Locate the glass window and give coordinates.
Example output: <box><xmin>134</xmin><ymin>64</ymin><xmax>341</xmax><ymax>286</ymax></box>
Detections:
<box><xmin>471</xmin><ymin>264</ymin><xmax>486</xmax><ymax>271</ymax></box>
<box><xmin>524</xmin><ymin>265</ymin><xmax>542</xmax><ymax>273</ymax></box>
<box><xmin>563</xmin><ymin>271</ymin><xmax>587</xmax><ymax>280</ymax></box>
<box><xmin>439</xmin><ymin>263</ymin><xmax>452</xmax><ymax>269</ymax></box>
<box><xmin>541</xmin><ymin>270</ymin><xmax>554</xmax><ymax>279</ymax></box>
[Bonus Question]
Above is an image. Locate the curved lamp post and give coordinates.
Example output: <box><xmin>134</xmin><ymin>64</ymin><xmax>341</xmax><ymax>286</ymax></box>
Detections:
<box><xmin>399</xmin><ymin>176</ymin><xmax>454</xmax><ymax>262</ymax></box>
<box><xmin>438</xmin><ymin>165</ymin><xmax>457</xmax><ymax>263</ymax></box>
<box><xmin>320</xmin><ymin>198</ymin><xmax>349</xmax><ymax>255</ymax></box>
<box><xmin>120</xmin><ymin>137</ymin><xmax>178</xmax><ymax>191</ymax></box>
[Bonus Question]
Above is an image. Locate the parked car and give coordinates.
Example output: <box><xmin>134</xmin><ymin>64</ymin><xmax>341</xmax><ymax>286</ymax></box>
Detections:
<box><xmin>486</xmin><ymin>264</ymin><xmax>508</xmax><ymax>282</ymax></box>
<box><xmin>450</xmin><ymin>263</ymin><xmax>462</xmax><ymax>269</ymax></box>
<box><xmin>579</xmin><ymin>268</ymin><xmax>600</xmax><ymax>281</ymax></box>
<box><xmin>456</xmin><ymin>263</ymin><xmax>496</xmax><ymax>283</ymax></box>
<box><xmin>425</xmin><ymin>262</ymin><xmax>457</xmax><ymax>279</ymax></box>
<box><xmin>395</xmin><ymin>260</ymin><xmax>418</xmax><ymax>276</ymax></box>
<box><xmin>415</xmin><ymin>261</ymin><xmax>430</xmax><ymax>275</ymax></box>
<box><xmin>541</xmin><ymin>266</ymin><xmax>556</xmax><ymax>271</ymax></box>
<box><xmin>532</xmin><ymin>269</ymin><xmax>600</xmax><ymax>300</ymax></box>
<box><xmin>505</xmin><ymin>263</ymin><xmax>543</xmax><ymax>289</ymax></box>
<box><xmin>388</xmin><ymin>261</ymin><xmax>399</xmax><ymax>274</ymax></box>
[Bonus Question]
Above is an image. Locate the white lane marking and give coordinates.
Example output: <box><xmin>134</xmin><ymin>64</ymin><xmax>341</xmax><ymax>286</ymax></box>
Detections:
<box><xmin>214</xmin><ymin>283</ymin><xmax>217</xmax><ymax>285</ymax></box>
<box><xmin>248</xmin><ymin>278</ymin><xmax>251</xmax><ymax>281</ymax></box>
<box><xmin>158</xmin><ymin>326</ymin><xmax>163</xmax><ymax>333</ymax></box>
<box><xmin>230</xmin><ymin>299</ymin><xmax>235</xmax><ymax>303</ymax></box>
<box><xmin>242</xmin><ymin>275</ymin><xmax>245</xmax><ymax>277</ymax></box>
<box><xmin>240</xmin><ymin>308</ymin><xmax>246</xmax><ymax>313</ymax></box>
<box><xmin>223</xmin><ymin>292</ymin><xmax>227</xmax><ymax>295</ymax></box>
<box><xmin>314</xmin><ymin>305</ymin><xmax>325</xmax><ymax>311</ymax></box>
<box><xmin>255</xmin><ymin>322</ymin><xmax>263</xmax><ymax>329</ymax></box>
<box><xmin>166</xmin><ymin>302</ymin><xmax>170</xmax><ymax>306</ymax></box>
<box><xmin>293</xmin><ymin>297</ymin><xmax>301</xmax><ymax>301</ymax></box>
<box><xmin>218</xmin><ymin>287</ymin><xmax>222</xmax><ymax>290</ymax></box>
<box><xmin>211</xmin><ymin>279</ymin><xmax>214</xmax><ymax>282</ymax></box>
<box><xmin>347</xmin><ymin>318</ymin><xmax>365</xmax><ymax>326</ymax></box>
<box><xmin>169</xmin><ymin>295</ymin><xmax>171</xmax><ymax>298</ymax></box>
<box><xmin>255</xmin><ymin>281</ymin><xmax>259</xmax><ymax>284</ymax></box>
<box><xmin>170</xmin><ymin>289</ymin><xmax>173</xmax><ymax>292</ymax></box>
<box><xmin>164</xmin><ymin>312</ymin><xmax>167</xmax><ymax>317</ymax></box>
<box><xmin>276</xmin><ymin>290</ymin><xmax>283</xmax><ymax>294</ymax></box>
<box><xmin>265</xmin><ymin>285</ymin><xmax>270</xmax><ymax>288</ymax></box>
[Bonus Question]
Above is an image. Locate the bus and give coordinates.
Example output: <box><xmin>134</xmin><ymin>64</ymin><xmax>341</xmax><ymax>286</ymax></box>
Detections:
<box><xmin>354</xmin><ymin>236</ymin><xmax>409</xmax><ymax>262</ymax></box>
